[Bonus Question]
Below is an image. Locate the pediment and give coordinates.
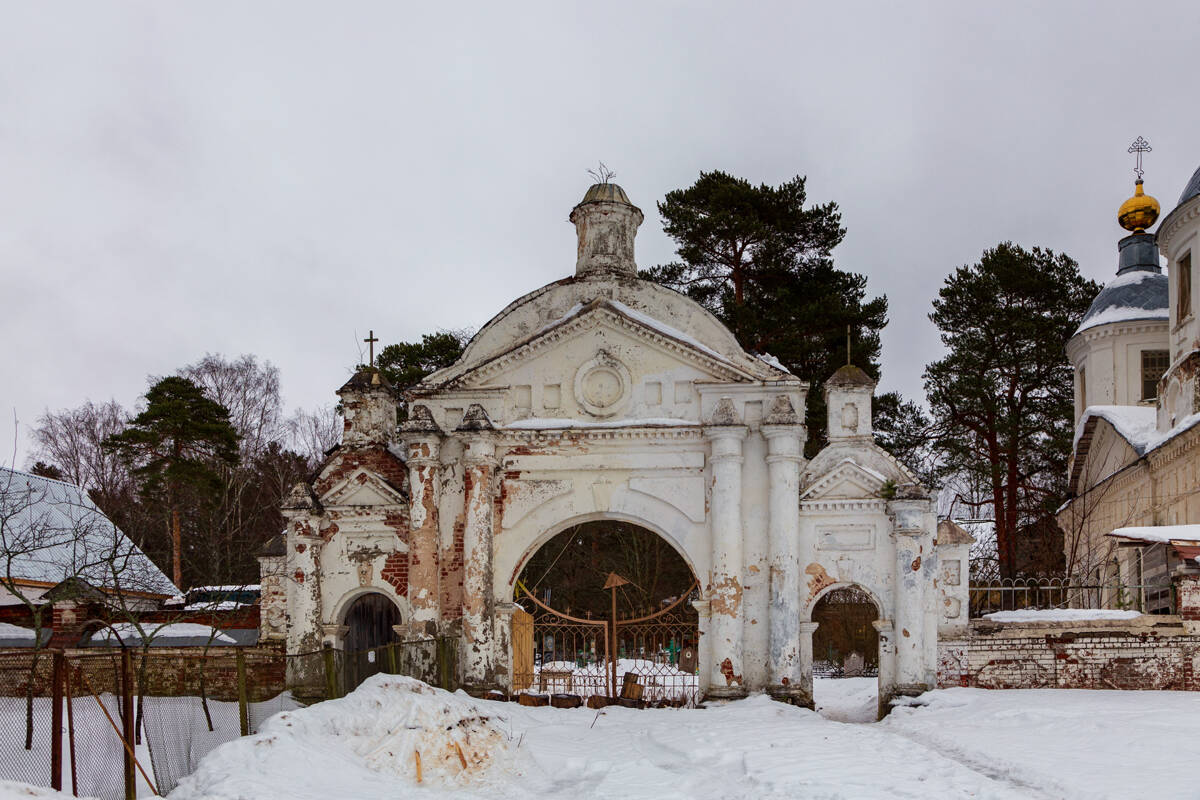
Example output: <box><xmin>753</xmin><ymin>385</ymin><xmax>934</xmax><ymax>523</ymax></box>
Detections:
<box><xmin>801</xmin><ymin>458</ymin><xmax>889</xmax><ymax>501</ymax></box>
<box><xmin>423</xmin><ymin>299</ymin><xmax>770</xmax><ymax>393</ymax></box>
<box><xmin>320</xmin><ymin>468</ymin><xmax>406</xmax><ymax>508</ymax></box>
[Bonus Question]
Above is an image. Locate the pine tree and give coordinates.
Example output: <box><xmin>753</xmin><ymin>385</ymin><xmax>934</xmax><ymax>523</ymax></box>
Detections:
<box><xmin>924</xmin><ymin>242</ymin><xmax>1101</xmax><ymax>578</ymax></box>
<box><xmin>642</xmin><ymin>171</ymin><xmax>888</xmax><ymax>454</ymax></box>
<box><xmin>376</xmin><ymin>330</ymin><xmax>469</xmax><ymax>391</ymax></box>
<box><xmin>104</xmin><ymin>376</ymin><xmax>240</xmax><ymax>589</ymax></box>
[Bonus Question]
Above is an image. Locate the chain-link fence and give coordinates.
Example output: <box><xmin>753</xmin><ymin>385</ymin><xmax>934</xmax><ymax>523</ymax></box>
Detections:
<box><xmin>0</xmin><ymin>638</ymin><xmax>457</xmax><ymax>797</ymax></box>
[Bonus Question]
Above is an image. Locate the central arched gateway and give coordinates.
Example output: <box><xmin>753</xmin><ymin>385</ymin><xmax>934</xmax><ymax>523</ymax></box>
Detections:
<box><xmin>510</xmin><ymin>519</ymin><xmax>701</xmax><ymax>704</ymax></box>
<box><xmin>273</xmin><ymin>180</ymin><xmax>965</xmax><ymax>708</ymax></box>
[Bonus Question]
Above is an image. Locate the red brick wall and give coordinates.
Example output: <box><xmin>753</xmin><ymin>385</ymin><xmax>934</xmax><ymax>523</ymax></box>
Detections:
<box><xmin>381</xmin><ymin>552</ymin><xmax>409</xmax><ymax>596</ymax></box>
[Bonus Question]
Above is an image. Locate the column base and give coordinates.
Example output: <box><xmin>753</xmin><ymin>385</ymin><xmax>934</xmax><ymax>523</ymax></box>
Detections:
<box><xmin>877</xmin><ymin>683</ymin><xmax>929</xmax><ymax>719</ymax></box>
<box><xmin>704</xmin><ymin>685</ymin><xmax>749</xmax><ymax>701</ymax></box>
<box><xmin>767</xmin><ymin>685</ymin><xmax>813</xmax><ymax>709</ymax></box>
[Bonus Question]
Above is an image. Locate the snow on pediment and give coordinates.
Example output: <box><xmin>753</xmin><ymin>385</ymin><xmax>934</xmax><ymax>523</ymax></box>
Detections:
<box><xmin>321</xmin><ymin>468</ymin><xmax>405</xmax><ymax>509</ymax></box>
<box><xmin>801</xmin><ymin>458</ymin><xmax>889</xmax><ymax>501</ymax></box>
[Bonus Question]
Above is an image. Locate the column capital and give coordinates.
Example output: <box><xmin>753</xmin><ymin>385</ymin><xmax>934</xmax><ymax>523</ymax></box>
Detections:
<box><xmin>798</xmin><ymin>621</ymin><xmax>820</xmax><ymax>635</ymax></box>
<box><xmin>462</xmin><ymin>435</ymin><xmax>498</xmax><ymax>466</ymax></box>
<box><xmin>691</xmin><ymin>598</ymin><xmax>711</xmax><ymax>619</ymax></box>
<box><xmin>703</xmin><ymin>424</ymin><xmax>748</xmax><ymax>441</ymax></box>
<box><xmin>871</xmin><ymin>618</ymin><xmax>894</xmax><ymax>634</ymax></box>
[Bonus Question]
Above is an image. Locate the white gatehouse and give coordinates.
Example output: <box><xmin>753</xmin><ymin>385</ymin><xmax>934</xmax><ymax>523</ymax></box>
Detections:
<box><xmin>262</xmin><ymin>181</ymin><xmax>969</xmax><ymax>708</ymax></box>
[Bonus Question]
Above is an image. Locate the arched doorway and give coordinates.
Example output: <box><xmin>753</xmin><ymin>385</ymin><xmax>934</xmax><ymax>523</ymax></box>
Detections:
<box><xmin>342</xmin><ymin>592</ymin><xmax>402</xmax><ymax>690</ymax></box>
<box><xmin>512</xmin><ymin>520</ymin><xmax>700</xmax><ymax>705</ymax></box>
<box><xmin>811</xmin><ymin>584</ymin><xmax>881</xmax><ymax>723</ymax></box>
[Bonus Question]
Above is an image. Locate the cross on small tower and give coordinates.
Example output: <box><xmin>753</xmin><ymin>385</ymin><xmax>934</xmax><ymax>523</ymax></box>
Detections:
<box><xmin>1128</xmin><ymin>136</ymin><xmax>1152</xmax><ymax>180</ymax></box>
<box><xmin>364</xmin><ymin>330</ymin><xmax>379</xmax><ymax>366</ymax></box>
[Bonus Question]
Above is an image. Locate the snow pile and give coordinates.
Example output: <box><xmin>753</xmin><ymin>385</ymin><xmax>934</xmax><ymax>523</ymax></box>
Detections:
<box><xmin>983</xmin><ymin>608</ymin><xmax>1142</xmax><ymax>622</ymax></box>
<box><xmin>169</xmin><ymin>675</ymin><xmax>516</xmax><ymax>799</ymax></box>
<box><xmin>0</xmin><ymin>781</ymin><xmax>94</xmax><ymax>800</ymax></box>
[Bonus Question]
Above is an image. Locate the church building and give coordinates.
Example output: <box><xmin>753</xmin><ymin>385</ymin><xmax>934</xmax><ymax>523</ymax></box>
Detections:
<box><xmin>261</xmin><ymin>180</ymin><xmax>969</xmax><ymax>708</ymax></box>
<box><xmin>1059</xmin><ymin>149</ymin><xmax>1200</xmax><ymax>609</ymax></box>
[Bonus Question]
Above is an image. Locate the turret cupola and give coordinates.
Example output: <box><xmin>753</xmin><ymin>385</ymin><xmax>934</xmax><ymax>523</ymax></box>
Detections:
<box><xmin>824</xmin><ymin>364</ymin><xmax>876</xmax><ymax>441</ymax></box>
<box><xmin>569</xmin><ymin>171</ymin><xmax>644</xmax><ymax>278</ymax></box>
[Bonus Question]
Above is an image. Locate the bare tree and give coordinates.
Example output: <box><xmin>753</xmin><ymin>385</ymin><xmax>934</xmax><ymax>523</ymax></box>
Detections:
<box><xmin>179</xmin><ymin>354</ymin><xmax>284</xmax><ymax>458</ymax></box>
<box><xmin>32</xmin><ymin>400</ymin><xmax>131</xmax><ymax>502</ymax></box>
<box><xmin>287</xmin><ymin>405</ymin><xmax>342</xmax><ymax>470</ymax></box>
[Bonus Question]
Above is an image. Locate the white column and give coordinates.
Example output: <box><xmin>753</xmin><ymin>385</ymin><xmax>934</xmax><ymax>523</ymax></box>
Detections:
<box><xmin>404</xmin><ymin>434</ymin><xmax>442</xmax><ymax>633</ymax></box>
<box><xmin>705</xmin><ymin>422</ymin><xmax>748</xmax><ymax>698</ymax></box>
<box><xmin>872</xmin><ymin>618</ymin><xmax>895</xmax><ymax>719</ymax></box>
<box><xmin>889</xmin><ymin>498</ymin><xmax>930</xmax><ymax>695</ymax></box>
<box><xmin>797</xmin><ymin>620</ymin><xmax>819</xmax><ymax>708</ymax></box>
<box><xmin>763</xmin><ymin>423</ymin><xmax>805</xmax><ymax>699</ymax></box>
<box><xmin>461</xmin><ymin>434</ymin><xmax>497</xmax><ymax>689</ymax></box>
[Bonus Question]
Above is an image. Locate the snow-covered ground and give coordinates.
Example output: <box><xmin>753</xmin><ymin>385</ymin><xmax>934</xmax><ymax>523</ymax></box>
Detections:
<box><xmin>4</xmin><ymin>676</ymin><xmax>1195</xmax><ymax>799</ymax></box>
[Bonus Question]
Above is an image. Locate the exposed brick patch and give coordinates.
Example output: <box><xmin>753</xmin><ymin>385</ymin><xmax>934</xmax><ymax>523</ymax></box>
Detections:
<box><xmin>938</xmin><ymin>622</ymin><xmax>1200</xmax><ymax>691</ymax></box>
<box><xmin>382</xmin><ymin>552</ymin><xmax>409</xmax><ymax>596</ymax></box>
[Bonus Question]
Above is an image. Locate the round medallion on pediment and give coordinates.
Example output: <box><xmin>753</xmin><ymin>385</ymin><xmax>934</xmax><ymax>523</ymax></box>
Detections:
<box><xmin>574</xmin><ymin>351</ymin><xmax>631</xmax><ymax>417</ymax></box>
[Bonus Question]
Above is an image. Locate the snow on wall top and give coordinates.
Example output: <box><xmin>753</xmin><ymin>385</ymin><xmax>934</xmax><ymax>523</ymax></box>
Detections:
<box><xmin>1074</xmin><ymin>269</ymin><xmax>1168</xmax><ymax>335</ymax></box>
<box><xmin>983</xmin><ymin>609</ymin><xmax>1142</xmax><ymax>623</ymax></box>
<box><xmin>1109</xmin><ymin>524</ymin><xmax>1200</xmax><ymax>544</ymax></box>
<box><xmin>0</xmin><ymin>467</ymin><xmax>177</xmax><ymax>596</ymax></box>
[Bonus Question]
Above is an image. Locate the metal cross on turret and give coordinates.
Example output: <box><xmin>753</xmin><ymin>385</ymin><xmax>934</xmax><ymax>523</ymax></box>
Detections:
<box><xmin>363</xmin><ymin>330</ymin><xmax>378</xmax><ymax>366</ymax></box>
<box><xmin>1128</xmin><ymin>136</ymin><xmax>1152</xmax><ymax>180</ymax></box>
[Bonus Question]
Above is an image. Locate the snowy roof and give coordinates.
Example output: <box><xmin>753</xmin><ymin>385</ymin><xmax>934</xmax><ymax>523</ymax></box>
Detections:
<box><xmin>89</xmin><ymin>621</ymin><xmax>239</xmax><ymax>647</ymax></box>
<box><xmin>1108</xmin><ymin>524</ymin><xmax>1200</xmax><ymax>545</ymax></box>
<box><xmin>1073</xmin><ymin>405</ymin><xmax>1158</xmax><ymax>455</ymax></box>
<box><xmin>0</xmin><ymin>467</ymin><xmax>177</xmax><ymax>596</ymax></box>
<box><xmin>1074</xmin><ymin>269</ymin><xmax>1168</xmax><ymax>334</ymax></box>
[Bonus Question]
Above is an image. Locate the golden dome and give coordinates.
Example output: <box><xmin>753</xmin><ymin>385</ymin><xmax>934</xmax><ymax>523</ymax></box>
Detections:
<box><xmin>1118</xmin><ymin>179</ymin><xmax>1160</xmax><ymax>232</ymax></box>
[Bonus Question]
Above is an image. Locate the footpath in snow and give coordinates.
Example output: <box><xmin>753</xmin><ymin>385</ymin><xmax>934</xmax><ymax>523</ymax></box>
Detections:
<box><xmin>7</xmin><ymin>675</ymin><xmax>1195</xmax><ymax>799</ymax></box>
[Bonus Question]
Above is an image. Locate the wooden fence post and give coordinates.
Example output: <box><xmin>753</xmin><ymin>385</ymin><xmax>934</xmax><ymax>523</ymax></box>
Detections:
<box><xmin>121</xmin><ymin>648</ymin><xmax>135</xmax><ymax>800</ymax></box>
<box><xmin>50</xmin><ymin>651</ymin><xmax>64</xmax><ymax>791</ymax></box>
<box><xmin>236</xmin><ymin>651</ymin><xmax>250</xmax><ymax>736</ymax></box>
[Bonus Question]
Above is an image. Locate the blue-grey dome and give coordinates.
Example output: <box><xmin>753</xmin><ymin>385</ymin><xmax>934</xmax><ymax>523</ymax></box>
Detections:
<box><xmin>1179</xmin><ymin>165</ymin><xmax>1200</xmax><ymax>206</ymax></box>
<box><xmin>1076</xmin><ymin>270</ymin><xmax>1168</xmax><ymax>334</ymax></box>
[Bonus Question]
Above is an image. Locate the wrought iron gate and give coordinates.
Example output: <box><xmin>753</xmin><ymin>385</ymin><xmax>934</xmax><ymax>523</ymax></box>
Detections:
<box><xmin>512</xmin><ymin>576</ymin><xmax>700</xmax><ymax>706</ymax></box>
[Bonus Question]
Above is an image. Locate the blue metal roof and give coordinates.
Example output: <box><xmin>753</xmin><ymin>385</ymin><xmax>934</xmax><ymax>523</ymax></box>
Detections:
<box><xmin>1179</xmin><ymin>165</ymin><xmax>1200</xmax><ymax>206</ymax></box>
<box><xmin>1076</xmin><ymin>270</ymin><xmax>1169</xmax><ymax>333</ymax></box>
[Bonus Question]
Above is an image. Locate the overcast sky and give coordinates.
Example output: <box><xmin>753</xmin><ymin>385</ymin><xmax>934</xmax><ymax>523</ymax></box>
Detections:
<box><xmin>3</xmin><ymin>1</ymin><xmax>1198</xmax><ymax>466</ymax></box>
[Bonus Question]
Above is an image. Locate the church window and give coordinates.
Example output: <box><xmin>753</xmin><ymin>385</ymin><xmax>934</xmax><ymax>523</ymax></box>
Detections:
<box><xmin>1179</xmin><ymin>252</ymin><xmax>1192</xmax><ymax>321</ymax></box>
<box><xmin>1141</xmin><ymin>350</ymin><xmax>1168</xmax><ymax>401</ymax></box>
<box><xmin>1078</xmin><ymin>367</ymin><xmax>1087</xmax><ymax>413</ymax></box>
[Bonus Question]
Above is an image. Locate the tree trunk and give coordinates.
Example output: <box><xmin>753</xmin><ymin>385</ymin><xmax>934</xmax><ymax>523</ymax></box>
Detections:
<box><xmin>172</xmin><ymin>508</ymin><xmax>182</xmax><ymax>590</ymax></box>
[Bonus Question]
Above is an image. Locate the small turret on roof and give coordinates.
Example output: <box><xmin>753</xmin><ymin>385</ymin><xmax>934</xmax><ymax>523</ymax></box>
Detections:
<box><xmin>336</xmin><ymin>366</ymin><xmax>397</xmax><ymax>446</ymax></box>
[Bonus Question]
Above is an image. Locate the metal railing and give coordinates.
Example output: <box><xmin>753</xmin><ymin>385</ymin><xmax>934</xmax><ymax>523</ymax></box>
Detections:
<box><xmin>969</xmin><ymin>577</ymin><xmax>1175</xmax><ymax>617</ymax></box>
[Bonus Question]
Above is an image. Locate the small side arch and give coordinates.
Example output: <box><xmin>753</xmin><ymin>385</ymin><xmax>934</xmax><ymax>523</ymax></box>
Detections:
<box><xmin>804</xmin><ymin>580</ymin><xmax>887</xmax><ymax>621</ymax></box>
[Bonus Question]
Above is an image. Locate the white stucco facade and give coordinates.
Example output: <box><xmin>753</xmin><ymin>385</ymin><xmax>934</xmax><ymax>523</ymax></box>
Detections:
<box><xmin>268</xmin><ymin>182</ymin><xmax>964</xmax><ymax>707</ymax></box>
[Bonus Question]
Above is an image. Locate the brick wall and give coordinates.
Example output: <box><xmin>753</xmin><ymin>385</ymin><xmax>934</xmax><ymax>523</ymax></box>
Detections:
<box><xmin>937</xmin><ymin>617</ymin><xmax>1200</xmax><ymax>691</ymax></box>
<box><xmin>0</xmin><ymin>645</ymin><xmax>287</xmax><ymax>702</ymax></box>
